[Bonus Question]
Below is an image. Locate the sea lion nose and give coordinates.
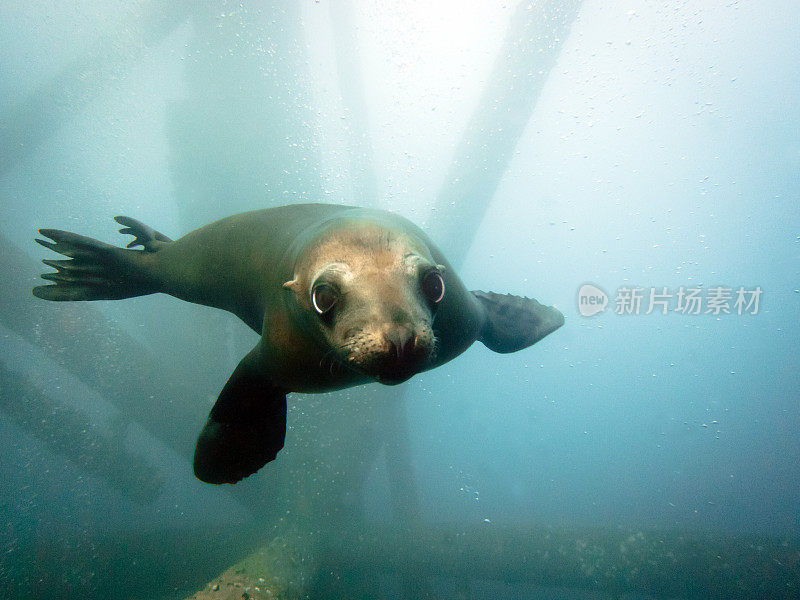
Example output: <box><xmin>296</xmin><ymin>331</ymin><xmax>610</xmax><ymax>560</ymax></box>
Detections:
<box><xmin>385</xmin><ymin>326</ymin><xmax>415</xmax><ymax>360</ymax></box>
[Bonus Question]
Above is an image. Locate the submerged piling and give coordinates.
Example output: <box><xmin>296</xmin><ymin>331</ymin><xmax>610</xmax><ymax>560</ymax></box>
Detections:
<box><xmin>187</xmin><ymin>522</ymin><xmax>800</xmax><ymax>600</ymax></box>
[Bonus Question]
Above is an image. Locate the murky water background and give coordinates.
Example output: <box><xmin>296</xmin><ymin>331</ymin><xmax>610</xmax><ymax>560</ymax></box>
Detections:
<box><xmin>1</xmin><ymin>1</ymin><xmax>798</xmax><ymax>598</ymax></box>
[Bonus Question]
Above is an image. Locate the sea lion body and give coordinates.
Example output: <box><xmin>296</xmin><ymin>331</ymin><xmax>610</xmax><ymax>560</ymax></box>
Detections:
<box><xmin>151</xmin><ymin>204</ymin><xmax>481</xmax><ymax>391</ymax></box>
<box><xmin>33</xmin><ymin>203</ymin><xmax>563</xmax><ymax>484</ymax></box>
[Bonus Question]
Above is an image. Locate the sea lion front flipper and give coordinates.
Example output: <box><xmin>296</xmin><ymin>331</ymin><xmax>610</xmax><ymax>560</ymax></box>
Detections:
<box><xmin>473</xmin><ymin>291</ymin><xmax>564</xmax><ymax>354</ymax></box>
<box><xmin>193</xmin><ymin>348</ymin><xmax>287</xmax><ymax>484</ymax></box>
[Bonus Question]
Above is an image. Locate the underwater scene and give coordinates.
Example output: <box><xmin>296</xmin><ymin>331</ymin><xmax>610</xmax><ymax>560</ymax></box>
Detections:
<box><xmin>1</xmin><ymin>1</ymin><xmax>798</xmax><ymax>599</ymax></box>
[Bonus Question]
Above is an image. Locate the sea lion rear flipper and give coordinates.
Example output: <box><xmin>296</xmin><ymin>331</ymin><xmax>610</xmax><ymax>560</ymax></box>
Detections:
<box><xmin>33</xmin><ymin>216</ymin><xmax>171</xmax><ymax>301</ymax></box>
<box><xmin>193</xmin><ymin>348</ymin><xmax>287</xmax><ymax>484</ymax></box>
<box><xmin>473</xmin><ymin>291</ymin><xmax>564</xmax><ymax>353</ymax></box>
<box><xmin>113</xmin><ymin>216</ymin><xmax>173</xmax><ymax>250</ymax></box>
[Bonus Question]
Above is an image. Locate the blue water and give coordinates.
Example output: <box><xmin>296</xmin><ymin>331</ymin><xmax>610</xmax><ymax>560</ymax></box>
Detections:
<box><xmin>1</xmin><ymin>1</ymin><xmax>798</xmax><ymax>599</ymax></box>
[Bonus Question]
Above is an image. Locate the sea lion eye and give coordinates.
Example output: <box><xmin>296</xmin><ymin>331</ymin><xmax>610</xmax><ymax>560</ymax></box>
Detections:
<box><xmin>421</xmin><ymin>269</ymin><xmax>445</xmax><ymax>304</ymax></box>
<box><xmin>312</xmin><ymin>282</ymin><xmax>338</xmax><ymax>315</ymax></box>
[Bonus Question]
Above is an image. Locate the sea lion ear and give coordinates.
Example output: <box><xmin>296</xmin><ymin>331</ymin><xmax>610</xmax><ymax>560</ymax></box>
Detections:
<box><xmin>282</xmin><ymin>278</ymin><xmax>302</xmax><ymax>292</ymax></box>
<box><xmin>473</xmin><ymin>291</ymin><xmax>564</xmax><ymax>353</ymax></box>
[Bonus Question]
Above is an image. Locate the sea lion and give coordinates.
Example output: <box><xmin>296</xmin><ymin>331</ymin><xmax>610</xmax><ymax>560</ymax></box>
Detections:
<box><xmin>33</xmin><ymin>204</ymin><xmax>563</xmax><ymax>484</ymax></box>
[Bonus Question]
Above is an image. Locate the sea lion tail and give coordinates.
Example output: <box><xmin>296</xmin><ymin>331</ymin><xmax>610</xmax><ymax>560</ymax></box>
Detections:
<box><xmin>32</xmin><ymin>216</ymin><xmax>172</xmax><ymax>301</ymax></box>
<box><xmin>473</xmin><ymin>291</ymin><xmax>564</xmax><ymax>353</ymax></box>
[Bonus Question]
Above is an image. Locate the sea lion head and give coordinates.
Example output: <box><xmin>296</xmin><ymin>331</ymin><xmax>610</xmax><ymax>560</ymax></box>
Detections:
<box><xmin>284</xmin><ymin>221</ymin><xmax>446</xmax><ymax>385</ymax></box>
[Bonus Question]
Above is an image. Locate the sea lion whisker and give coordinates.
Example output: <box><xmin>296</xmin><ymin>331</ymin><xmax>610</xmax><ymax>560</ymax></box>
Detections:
<box><xmin>318</xmin><ymin>342</ymin><xmax>352</xmax><ymax>374</ymax></box>
<box><xmin>430</xmin><ymin>336</ymin><xmax>441</xmax><ymax>362</ymax></box>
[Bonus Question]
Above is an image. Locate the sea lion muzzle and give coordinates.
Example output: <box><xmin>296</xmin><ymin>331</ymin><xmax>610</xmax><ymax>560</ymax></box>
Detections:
<box><xmin>339</xmin><ymin>321</ymin><xmax>434</xmax><ymax>385</ymax></box>
<box><xmin>372</xmin><ymin>325</ymin><xmax>432</xmax><ymax>385</ymax></box>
